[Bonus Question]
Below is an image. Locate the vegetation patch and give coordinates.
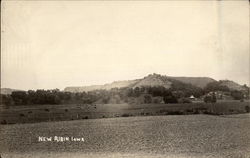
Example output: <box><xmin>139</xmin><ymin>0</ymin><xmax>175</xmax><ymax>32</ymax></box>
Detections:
<box><xmin>0</xmin><ymin>120</ymin><xmax>7</xmax><ymax>125</ymax></box>
<box><xmin>121</xmin><ymin>113</ymin><xmax>130</xmax><ymax>117</ymax></box>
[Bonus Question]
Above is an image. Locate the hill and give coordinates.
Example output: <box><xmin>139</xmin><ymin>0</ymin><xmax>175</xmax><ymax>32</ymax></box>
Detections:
<box><xmin>132</xmin><ymin>74</ymin><xmax>172</xmax><ymax>89</ymax></box>
<box><xmin>64</xmin><ymin>73</ymin><xmax>216</xmax><ymax>92</ymax></box>
<box><xmin>168</xmin><ymin>76</ymin><xmax>216</xmax><ymax>88</ymax></box>
<box><xmin>64</xmin><ymin>80</ymin><xmax>139</xmax><ymax>92</ymax></box>
<box><xmin>219</xmin><ymin>80</ymin><xmax>248</xmax><ymax>91</ymax></box>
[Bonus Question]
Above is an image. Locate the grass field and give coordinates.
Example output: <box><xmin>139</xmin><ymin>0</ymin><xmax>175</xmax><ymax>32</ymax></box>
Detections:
<box><xmin>0</xmin><ymin>114</ymin><xmax>250</xmax><ymax>158</ymax></box>
<box><xmin>0</xmin><ymin>101</ymin><xmax>249</xmax><ymax>124</ymax></box>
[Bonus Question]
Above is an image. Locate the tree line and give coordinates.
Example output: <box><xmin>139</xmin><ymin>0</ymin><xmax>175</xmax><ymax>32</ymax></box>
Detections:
<box><xmin>0</xmin><ymin>82</ymin><xmax>249</xmax><ymax>106</ymax></box>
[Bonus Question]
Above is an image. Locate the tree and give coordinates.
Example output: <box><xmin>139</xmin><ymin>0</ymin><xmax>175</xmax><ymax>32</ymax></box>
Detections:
<box><xmin>231</xmin><ymin>90</ymin><xmax>244</xmax><ymax>100</ymax></box>
<box><xmin>163</xmin><ymin>92</ymin><xmax>178</xmax><ymax>104</ymax></box>
<box><xmin>211</xmin><ymin>92</ymin><xmax>217</xmax><ymax>103</ymax></box>
<box><xmin>204</xmin><ymin>93</ymin><xmax>216</xmax><ymax>103</ymax></box>
<box><xmin>204</xmin><ymin>81</ymin><xmax>230</xmax><ymax>92</ymax></box>
<box><xmin>0</xmin><ymin>94</ymin><xmax>13</xmax><ymax>106</ymax></box>
<box><xmin>11</xmin><ymin>91</ymin><xmax>28</xmax><ymax>105</ymax></box>
<box><xmin>144</xmin><ymin>95</ymin><xmax>152</xmax><ymax>104</ymax></box>
<box><xmin>134</xmin><ymin>87</ymin><xmax>140</xmax><ymax>97</ymax></box>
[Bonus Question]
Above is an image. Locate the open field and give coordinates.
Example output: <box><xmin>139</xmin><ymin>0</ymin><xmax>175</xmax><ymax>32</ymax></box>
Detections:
<box><xmin>1</xmin><ymin>101</ymin><xmax>250</xmax><ymax>124</ymax></box>
<box><xmin>0</xmin><ymin>114</ymin><xmax>250</xmax><ymax>158</ymax></box>
<box><xmin>0</xmin><ymin>101</ymin><xmax>250</xmax><ymax>124</ymax></box>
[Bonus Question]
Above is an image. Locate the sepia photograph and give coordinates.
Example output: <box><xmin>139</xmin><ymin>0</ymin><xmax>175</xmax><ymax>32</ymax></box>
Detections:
<box><xmin>0</xmin><ymin>0</ymin><xmax>249</xmax><ymax>158</ymax></box>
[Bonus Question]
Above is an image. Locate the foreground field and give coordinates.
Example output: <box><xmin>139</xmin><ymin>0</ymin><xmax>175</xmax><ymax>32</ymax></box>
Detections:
<box><xmin>0</xmin><ymin>101</ymin><xmax>249</xmax><ymax>124</ymax></box>
<box><xmin>1</xmin><ymin>114</ymin><xmax>250</xmax><ymax>158</ymax></box>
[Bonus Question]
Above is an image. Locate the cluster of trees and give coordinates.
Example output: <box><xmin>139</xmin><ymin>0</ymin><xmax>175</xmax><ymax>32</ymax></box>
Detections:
<box><xmin>168</xmin><ymin>79</ymin><xmax>204</xmax><ymax>98</ymax></box>
<box><xmin>204</xmin><ymin>93</ymin><xmax>217</xmax><ymax>103</ymax></box>
<box><xmin>0</xmin><ymin>86</ymin><xmax>181</xmax><ymax>105</ymax></box>
<box><xmin>203</xmin><ymin>81</ymin><xmax>249</xmax><ymax>100</ymax></box>
<box><xmin>230</xmin><ymin>90</ymin><xmax>245</xmax><ymax>100</ymax></box>
<box><xmin>204</xmin><ymin>81</ymin><xmax>230</xmax><ymax>93</ymax></box>
<box><xmin>0</xmin><ymin>89</ymin><xmax>100</xmax><ymax>106</ymax></box>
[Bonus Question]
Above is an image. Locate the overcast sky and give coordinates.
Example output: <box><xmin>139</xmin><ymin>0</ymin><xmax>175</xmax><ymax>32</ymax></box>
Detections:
<box><xmin>1</xmin><ymin>1</ymin><xmax>249</xmax><ymax>90</ymax></box>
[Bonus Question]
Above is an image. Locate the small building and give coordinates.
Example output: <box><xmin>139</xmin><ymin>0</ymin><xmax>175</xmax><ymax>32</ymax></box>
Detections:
<box><xmin>189</xmin><ymin>95</ymin><xmax>195</xmax><ymax>100</ymax></box>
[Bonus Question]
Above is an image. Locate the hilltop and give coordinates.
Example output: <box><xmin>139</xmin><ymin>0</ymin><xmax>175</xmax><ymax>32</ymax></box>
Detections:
<box><xmin>64</xmin><ymin>73</ymin><xmax>225</xmax><ymax>92</ymax></box>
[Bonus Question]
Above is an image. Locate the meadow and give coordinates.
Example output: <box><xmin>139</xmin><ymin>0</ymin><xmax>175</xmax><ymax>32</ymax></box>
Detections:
<box><xmin>0</xmin><ymin>101</ymin><xmax>249</xmax><ymax>124</ymax></box>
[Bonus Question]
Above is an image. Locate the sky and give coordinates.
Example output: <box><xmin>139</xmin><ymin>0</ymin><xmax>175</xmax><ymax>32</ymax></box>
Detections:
<box><xmin>1</xmin><ymin>0</ymin><xmax>249</xmax><ymax>90</ymax></box>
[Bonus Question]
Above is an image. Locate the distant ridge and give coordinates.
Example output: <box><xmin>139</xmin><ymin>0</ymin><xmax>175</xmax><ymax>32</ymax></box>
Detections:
<box><xmin>0</xmin><ymin>88</ymin><xmax>24</xmax><ymax>95</ymax></box>
<box><xmin>1</xmin><ymin>74</ymin><xmax>247</xmax><ymax>93</ymax></box>
<box><xmin>64</xmin><ymin>73</ymin><xmax>218</xmax><ymax>92</ymax></box>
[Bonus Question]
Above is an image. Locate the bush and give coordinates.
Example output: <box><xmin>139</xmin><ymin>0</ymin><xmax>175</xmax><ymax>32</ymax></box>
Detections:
<box><xmin>0</xmin><ymin>94</ymin><xmax>13</xmax><ymax>106</ymax></box>
<box><xmin>83</xmin><ymin>116</ymin><xmax>88</xmax><ymax>119</ymax></box>
<box><xmin>194</xmin><ymin>109</ymin><xmax>200</xmax><ymax>114</ymax></box>
<box><xmin>145</xmin><ymin>112</ymin><xmax>150</xmax><ymax>115</ymax></box>
<box><xmin>144</xmin><ymin>95</ymin><xmax>152</xmax><ymax>104</ymax></box>
<box><xmin>19</xmin><ymin>113</ymin><xmax>25</xmax><ymax>117</ymax></box>
<box><xmin>203</xmin><ymin>111</ymin><xmax>212</xmax><ymax>115</ymax></box>
<box><xmin>245</xmin><ymin>106</ymin><xmax>250</xmax><ymax>113</ymax></box>
<box><xmin>204</xmin><ymin>94</ymin><xmax>216</xmax><ymax>103</ymax></box>
<box><xmin>178</xmin><ymin>98</ymin><xmax>191</xmax><ymax>104</ymax></box>
<box><xmin>0</xmin><ymin>120</ymin><xmax>7</xmax><ymax>125</ymax></box>
<box><xmin>166</xmin><ymin>111</ymin><xmax>184</xmax><ymax>115</ymax></box>
<box><xmin>121</xmin><ymin>113</ymin><xmax>130</xmax><ymax>117</ymax></box>
<box><xmin>163</xmin><ymin>95</ymin><xmax>178</xmax><ymax>104</ymax></box>
<box><xmin>229</xmin><ymin>109</ymin><xmax>235</xmax><ymax>113</ymax></box>
<box><xmin>231</xmin><ymin>90</ymin><xmax>244</xmax><ymax>100</ymax></box>
<box><xmin>185</xmin><ymin>109</ymin><xmax>194</xmax><ymax>113</ymax></box>
<box><xmin>11</xmin><ymin>91</ymin><xmax>28</xmax><ymax>105</ymax></box>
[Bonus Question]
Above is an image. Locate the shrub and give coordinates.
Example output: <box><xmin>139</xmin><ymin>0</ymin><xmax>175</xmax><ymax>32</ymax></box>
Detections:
<box><xmin>231</xmin><ymin>90</ymin><xmax>244</xmax><ymax>100</ymax></box>
<box><xmin>121</xmin><ymin>113</ymin><xmax>130</xmax><ymax>117</ymax></box>
<box><xmin>163</xmin><ymin>95</ymin><xmax>178</xmax><ymax>104</ymax></box>
<box><xmin>245</xmin><ymin>106</ymin><xmax>250</xmax><ymax>113</ymax></box>
<box><xmin>178</xmin><ymin>98</ymin><xmax>191</xmax><ymax>104</ymax></box>
<box><xmin>194</xmin><ymin>109</ymin><xmax>200</xmax><ymax>114</ymax></box>
<box><xmin>145</xmin><ymin>112</ymin><xmax>150</xmax><ymax>115</ymax></box>
<box><xmin>44</xmin><ymin>109</ymin><xmax>49</xmax><ymax>112</ymax></box>
<box><xmin>186</xmin><ymin>109</ymin><xmax>193</xmax><ymax>113</ymax></box>
<box><xmin>11</xmin><ymin>91</ymin><xmax>28</xmax><ymax>105</ymax></box>
<box><xmin>83</xmin><ymin>116</ymin><xmax>88</xmax><ymax>119</ymax></box>
<box><xmin>65</xmin><ymin>109</ymin><xmax>68</xmax><ymax>112</ymax></box>
<box><xmin>157</xmin><ymin>109</ymin><xmax>168</xmax><ymax>114</ymax></box>
<box><xmin>0</xmin><ymin>120</ymin><xmax>7</xmax><ymax>125</ymax></box>
<box><xmin>204</xmin><ymin>94</ymin><xmax>216</xmax><ymax>103</ymax></box>
<box><xmin>229</xmin><ymin>109</ymin><xmax>235</xmax><ymax>113</ymax></box>
<box><xmin>166</xmin><ymin>111</ymin><xmax>184</xmax><ymax>115</ymax></box>
<box><xmin>144</xmin><ymin>95</ymin><xmax>152</xmax><ymax>104</ymax></box>
<box><xmin>203</xmin><ymin>110</ymin><xmax>212</xmax><ymax>115</ymax></box>
<box><xmin>19</xmin><ymin>113</ymin><xmax>25</xmax><ymax>117</ymax></box>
